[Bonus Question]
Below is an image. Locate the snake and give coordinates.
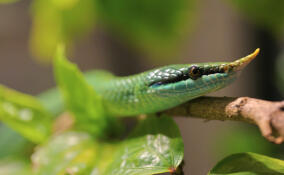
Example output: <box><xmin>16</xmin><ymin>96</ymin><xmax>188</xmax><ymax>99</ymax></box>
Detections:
<box><xmin>84</xmin><ymin>49</ymin><xmax>259</xmax><ymax>117</ymax></box>
<box><xmin>39</xmin><ymin>49</ymin><xmax>259</xmax><ymax>117</ymax></box>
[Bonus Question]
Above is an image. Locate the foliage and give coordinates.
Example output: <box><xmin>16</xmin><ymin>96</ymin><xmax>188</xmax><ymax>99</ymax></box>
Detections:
<box><xmin>37</xmin><ymin>87</ymin><xmax>63</xmax><ymax>117</ymax></box>
<box><xmin>0</xmin><ymin>125</ymin><xmax>32</xmax><ymax>159</ymax></box>
<box><xmin>0</xmin><ymin>159</ymin><xmax>32</xmax><ymax>175</ymax></box>
<box><xmin>209</xmin><ymin>152</ymin><xmax>284</xmax><ymax>175</ymax></box>
<box><xmin>32</xmin><ymin>132</ymin><xmax>99</xmax><ymax>175</ymax></box>
<box><xmin>0</xmin><ymin>49</ymin><xmax>185</xmax><ymax>174</ymax></box>
<box><xmin>30</xmin><ymin>0</ymin><xmax>195</xmax><ymax>62</ymax></box>
<box><xmin>227</xmin><ymin>0</ymin><xmax>284</xmax><ymax>36</ymax></box>
<box><xmin>30</xmin><ymin>0</ymin><xmax>97</xmax><ymax>62</ymax></box>
<box><xmin>30</xmin><ymin>0</ymin><xmax>284</xmax><ymax>63</ymax></box>
<box><xmin>32</xmin><ymin>116</ymin><xmax>183</xmax><ymax>175</ymax></box>
<box><xmin>54</xmin><ymin>45</ymin><xmax>109</xmax><ymax>137</ymax></box>
<box><xmin>95</xmin><ymin>0</ymin><xmax>195</xmax><ymax>59</ymax></box>
<box><xmin>105</xmin><ymin>116</ymin><xmax>184</xmax><ymax>175</ymax></box>
<box><xmin>0</xmin><ymin>85</ymin><xmax>52</xmax><ymax>143</ymax></box>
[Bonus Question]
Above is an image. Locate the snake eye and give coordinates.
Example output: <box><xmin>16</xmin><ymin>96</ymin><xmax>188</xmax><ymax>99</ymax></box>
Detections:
<box><xmin>189</xmin><ymin>66</ymin><xmax>201</xmax><ymax>80</ymax></box>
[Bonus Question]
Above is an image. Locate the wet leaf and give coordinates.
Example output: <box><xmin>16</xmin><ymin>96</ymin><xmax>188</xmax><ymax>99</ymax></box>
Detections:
<box><xmin>0</xmin><ymin>159</ymin><xmax>32</xmax><ymax>175</ymax></box>
<box><xmin>32</xmin><ymin>132</ymin><xmax>102</xmax><ymax>175</ymax></box>
<box><xmin>32</xmin><ymin>116</ymin><xmax>184</xmax><ymax>175</ymax></box>
<box><xmin>30</xmin><ymin>0</ymin><xmax>96</xmax><ymax>62</ymax></box>
<box><xmin>0</xmin><ymin>85</ymin><xmax>52</xmax><ymax>143</ymax></box>
<box><xmin>105</xmin><ymin>116</ymin><xmax>184</xmax><ymax>175</ymax></box>
<box><xmin>209</xmin><ymin>152</ymin><xmax>284</xmax><ymax>175</ymax></box>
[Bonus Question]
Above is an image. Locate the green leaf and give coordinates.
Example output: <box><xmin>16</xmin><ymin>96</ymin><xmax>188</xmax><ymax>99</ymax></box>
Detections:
<box><xmin>228</xmin><ymin>0</ymin><xmax>284</xmax><ymax>36</ymax></box>
<box><xmin>105</xmin><ymin>116</ymin><xmax>184</xmax><ymax>175</ymax></box>
<box><xmin>30</xmin><ymin>0</ymin><xmax>96</xmax><ymax>62</ymax></box>
<box><xmin>32</xmin><ymin>132</ymin><xmax>101</xmax><ymax>175</ymax></box>
<box><xmin>209</xmin><ymin>152</ymin><xmax>284</xmax><ymax>175</ymax></box>
<box><xmin>0</xmin><ymin>125</ymin><xmax>33</xmax><ymax>159</ymax></box>
<box><xmin>37</xmin><ymin>87</ymin><xmax>63</xmax><ymax>117</ymax></box>
<box><xmin>0</xmin><ymin>85</ymin><xmax>52</xmax><ymax>143</ymax></box>
<box><xmin>96</xmin><ymin>0</ymin><xmax>196</xmax><ymax>60</ymax></box>
<box><xmin>36</xmin><ymin>71</ymin><xmax>114</xmax><ymax>117</ymax></box>
<box><xmin>33</xmin><ymin>116</ymin><xmax>184</xmax><ymax>175</ymax></box>
<box><xmin>0</xmin><ymin>159</ymin><xmax>32</xmax><ymax>175</ymax></box>
<box><xmin>54</xmin><ymin>46</ymin><xmax>115</xmax><ymax>137</ymax></box>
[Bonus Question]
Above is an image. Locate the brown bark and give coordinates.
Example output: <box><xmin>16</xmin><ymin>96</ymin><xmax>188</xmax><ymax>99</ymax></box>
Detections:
<box><xmin>162</xmin><ymin>96</ymin><xmax>284</xmax><ymax>144</ymax></box>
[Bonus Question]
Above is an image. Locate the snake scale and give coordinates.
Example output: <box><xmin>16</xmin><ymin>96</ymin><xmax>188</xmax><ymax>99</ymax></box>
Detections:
<box><xmin>82</xmin><ymin>49</ymin><xmax>260</xmax><ymax>117</ymax></box>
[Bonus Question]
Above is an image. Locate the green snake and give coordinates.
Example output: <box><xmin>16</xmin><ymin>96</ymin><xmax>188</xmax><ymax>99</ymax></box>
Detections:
<box><xmin>86</xmin><ymin>49</ymin><xmax>259</xmax><ymax>116</ymax></box>
<box><xmin>40</xmin><ymin>49</ymin><xmax>259</xmax><ymax>117</ymax></box>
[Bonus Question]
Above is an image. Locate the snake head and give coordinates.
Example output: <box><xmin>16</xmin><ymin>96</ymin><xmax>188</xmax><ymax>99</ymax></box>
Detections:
<box><xmin>146</xmin><ymin>49</ymin><xmax>259</xmax><ymax>100</ymax></box>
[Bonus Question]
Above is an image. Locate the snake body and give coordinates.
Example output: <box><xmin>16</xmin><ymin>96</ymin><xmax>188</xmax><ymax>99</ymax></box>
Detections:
<box><xmin>84</xmin><ymin>49</ymin><xmax>259</xmax><ymax>117</ymax></box>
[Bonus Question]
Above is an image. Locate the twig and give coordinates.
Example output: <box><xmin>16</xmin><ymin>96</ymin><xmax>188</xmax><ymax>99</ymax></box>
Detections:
<box><xmin>161</xmin><ymin>96</ymin><xmax>284</xmax><ymax>144</ymax></box>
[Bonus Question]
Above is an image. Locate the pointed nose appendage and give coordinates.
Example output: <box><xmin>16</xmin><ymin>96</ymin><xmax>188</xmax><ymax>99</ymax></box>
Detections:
<box><xmin>226</xmin><ymin>48</ymin><xmax>260</xmax><ymax>72</ymax></box>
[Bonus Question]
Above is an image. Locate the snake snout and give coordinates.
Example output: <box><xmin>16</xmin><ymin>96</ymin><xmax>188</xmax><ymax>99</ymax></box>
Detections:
<box><xmin>224</xmin><ymin>48</ymin><xmax>260</xmax><ymax>72</ymax></box>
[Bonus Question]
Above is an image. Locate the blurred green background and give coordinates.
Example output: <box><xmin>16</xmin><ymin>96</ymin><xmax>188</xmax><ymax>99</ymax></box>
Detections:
<box><xmin>0</xmin><ymin>0</ymin><xmax>284</xmax><ymax>174</ymax></box>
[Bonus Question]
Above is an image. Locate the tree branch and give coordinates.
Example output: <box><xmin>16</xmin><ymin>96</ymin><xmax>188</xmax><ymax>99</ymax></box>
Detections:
<box><xmin>161</xmin><ymin>96</ymin><xmax>284</xmax><ymax>144</ymax></box>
